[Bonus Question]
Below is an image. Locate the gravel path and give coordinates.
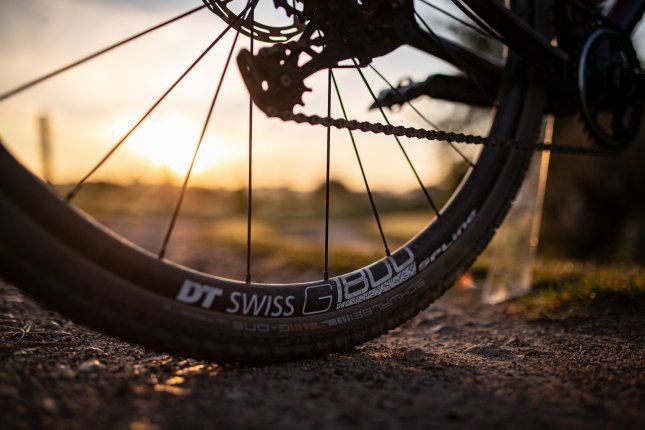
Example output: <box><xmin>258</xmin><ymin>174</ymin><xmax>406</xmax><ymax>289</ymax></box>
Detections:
<box><xmin>1</xmin><ymin>280</ymin><xmax>643</xmax><ymax>430</ymax></box>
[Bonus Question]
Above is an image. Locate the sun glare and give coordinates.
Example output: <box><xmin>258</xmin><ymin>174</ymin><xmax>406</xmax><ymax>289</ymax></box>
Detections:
<box><xmin>125</xmin><ymin>113</ymin><xmax>235</xmax><ymax>178</ymax></box>
<box><xmin>128</xmin><ymin>114</ymin><xmax>201</xmax><ymax>174</ymax></box>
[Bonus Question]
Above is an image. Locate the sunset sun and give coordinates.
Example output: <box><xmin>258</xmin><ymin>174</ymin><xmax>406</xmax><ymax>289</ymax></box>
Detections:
<box><xmin>127</xmin><ymin>113</ymin><xmax>220</xmax><ymax>176</ymax></box>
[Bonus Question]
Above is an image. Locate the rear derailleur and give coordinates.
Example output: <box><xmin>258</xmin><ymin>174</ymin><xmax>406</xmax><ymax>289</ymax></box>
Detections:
<box><xmin>237</xmin><ymin>0</ymin><xmax>417</xmax><ymax>116</ymax></box>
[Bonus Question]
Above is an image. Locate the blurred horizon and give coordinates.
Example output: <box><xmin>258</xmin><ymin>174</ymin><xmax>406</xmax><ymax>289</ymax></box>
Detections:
<box><xmin>2</xmin><ymin>0</ymin><xmax>644</xmax><ymax>271</ymax></box>
<box><xmin>3</xmin><ymin>1</ymin><xmax>641</xmax><ymax>192</ymax></box>
<box><xmin>0</xmin><ymin>0</ymin><xmax>492</xmax><ymax>194</ymax></box>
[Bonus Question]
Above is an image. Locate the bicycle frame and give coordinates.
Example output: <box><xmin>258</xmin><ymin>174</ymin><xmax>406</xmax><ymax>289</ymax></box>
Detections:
<box><xmin>414</xmin><ymin>0</ymin><xmax>645</xmax><ymax>90</ymax></box>
<box><xmin>604</xmin><ymin>0</ymin><xmax>645</xmax><ymax>32</ymax></box>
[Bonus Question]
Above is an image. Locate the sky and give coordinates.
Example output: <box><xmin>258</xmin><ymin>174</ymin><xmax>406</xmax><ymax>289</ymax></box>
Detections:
<box><xmin>0</xmin><ymin>0</ymin><xmax>642</xmax><ymax>192</ymax></box>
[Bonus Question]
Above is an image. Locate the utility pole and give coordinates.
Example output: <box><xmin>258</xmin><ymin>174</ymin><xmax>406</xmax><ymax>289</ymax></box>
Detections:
<box><xmin>38</xmin><ymin>114</ymin><xmax>53</xmax><ymax>183</ymax></box>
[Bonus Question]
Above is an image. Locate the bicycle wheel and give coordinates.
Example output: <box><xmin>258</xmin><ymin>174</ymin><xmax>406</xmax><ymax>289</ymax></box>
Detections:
<box><xmin>0</xmin><ymin>0</ymin><xmax>547</xmax><ymax>361</ymax></box>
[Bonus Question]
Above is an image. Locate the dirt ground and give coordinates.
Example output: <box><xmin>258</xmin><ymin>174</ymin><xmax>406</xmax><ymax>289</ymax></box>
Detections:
<box><xmin>1</xmin><ymin>276</ymin><xmax>643</xmax><ymax>430</ymax></box>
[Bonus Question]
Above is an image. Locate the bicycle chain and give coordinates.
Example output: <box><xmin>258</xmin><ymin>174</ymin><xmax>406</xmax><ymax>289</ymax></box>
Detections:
<box><xmin>261</xmin><ymin>0</ymin><xmax>622</xmax><ymax>156</ymax></box>
<box><xmin>274</xmin><ymin>109</ymin><xmax>621</xmax><ymax>156</ymax></box>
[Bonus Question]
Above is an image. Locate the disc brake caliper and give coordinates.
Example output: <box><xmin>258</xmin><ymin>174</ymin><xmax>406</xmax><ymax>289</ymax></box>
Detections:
<box><xmin>237</xmin><ymin>0</ymin><xmax>417</xmax><ymax>116</ymax></box>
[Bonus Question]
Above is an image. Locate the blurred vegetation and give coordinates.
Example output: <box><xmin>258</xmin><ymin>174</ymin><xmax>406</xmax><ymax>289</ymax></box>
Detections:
<box><xmin>59</xmin><ymin>180</ymin><xmax>442</xmax><ymax>277</ymax></box>
<box><xmin>508</xmin><ymin>262</ymin><xmax>645</xmax><ymax>320</ymax></box>
<box><xmin>444</xmin><ymin>4</ymin><xmax>645</xmax><ymax>265</ymax></box>
<box><xmin>60</xmin><ymin>179</ymin><xmax>450</xmax><ymax>221</ymax></box>
<box><xmin>208</xmin><ymin>217</ymin><xmax>383</xmax><ymax>275</ymax></box>
<box><xmin>540</xmin><ymin>118</ymin><xmax>645</xmax><ymax>265</ymax></box>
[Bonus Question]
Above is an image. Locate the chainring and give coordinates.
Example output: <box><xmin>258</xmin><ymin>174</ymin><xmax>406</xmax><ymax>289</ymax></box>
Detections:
<box><xmin>578</xmin><ymin>26</ymin><xmax>643</xmax><ymax>148</ymax></box>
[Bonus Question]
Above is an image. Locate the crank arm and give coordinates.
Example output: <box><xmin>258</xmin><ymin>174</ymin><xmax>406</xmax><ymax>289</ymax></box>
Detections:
<box><xmin>371</xmin><ymin>73</ymin><xmax>577</xmax><ymax>117</ymax></box>
<box><xmin>407</xmin><ymin>30</ymin><xmax>502</xmax><ymax>101</ymax></box>
<box><xmin>370</xmin><ymin>74</ymin><xmax>492</xmax><ymax>110</ymax></box>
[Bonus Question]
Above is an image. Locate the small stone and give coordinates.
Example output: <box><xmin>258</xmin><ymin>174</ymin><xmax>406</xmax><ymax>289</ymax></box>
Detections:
<box><xmin>41</xmin><ymin>397</ymin><xmax>57</xmax><ymax>413</ymax></box>
<box><xmin>129</xmin><ymin>383</ymin><xmax>148</xmax><ymax>395</ymax></box>
<box><xmin>403</xmin><ymin>348</ymin><xmax>426</xmax><ymax>362</ymax></box>
<box><xmin>504</xmin><ymin>336</ymin><xmax>521</xmax><ymax>346</ymax></box>
<box><xmin>430</xmin><ymin>324</ymin><xmax>457</xmax><ymax>335</ymax></box>
<box><xmin>57</xmin><ymin>365</ymin><xmax>76</xmax><ymax>379</ymax></box>
<box><xmin>78</xmin><ymin>359</ymin><xmax>103</xmax><ymax>372</ymax></box>
<box><xmin>465</xmin><ymin>343</ymin><xmax>509</xmax><ymax>358</ymax></box>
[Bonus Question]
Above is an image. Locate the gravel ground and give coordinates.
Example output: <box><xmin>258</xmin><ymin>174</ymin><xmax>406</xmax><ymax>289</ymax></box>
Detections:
<box><xmin>0</xmin><ymin>279</ymin><xmax>643</xmax><ymax>430</ymax></box>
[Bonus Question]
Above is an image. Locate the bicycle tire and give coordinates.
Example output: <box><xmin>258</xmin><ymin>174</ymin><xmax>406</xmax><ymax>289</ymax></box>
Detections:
<box><xmin>0</xmin><ymin>1</ymin><xmax>547</xmax><ymax>362</ymax></box>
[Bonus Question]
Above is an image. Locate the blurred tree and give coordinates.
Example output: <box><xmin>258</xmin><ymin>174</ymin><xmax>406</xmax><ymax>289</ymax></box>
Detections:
<box><xmin>540</xmin><ymin>117</ymin><xmax>645</xmax><ymax>264</ymax></box>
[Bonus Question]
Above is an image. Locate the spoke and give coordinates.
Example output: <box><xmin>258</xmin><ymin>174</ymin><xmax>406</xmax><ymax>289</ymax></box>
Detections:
<box><xmin>353</xmin><ymin>60</ymin><xmax>442</xmax><ymax>218</ymax></box>
<box><xmin>331</xmin><ymin>72</ymin><xmax>390</xmax><ymax>257</ymax></box>
<box><xmin>419</xmin><ymin>0</ymin><xmax>503</xmax><ymax>43</ymax></box>
<box><xmin>415</xmin><ymin>10</ymin><xmax>497</xmax><ymax>104</ymax></box>
<box><xmin>323</xmin><ymin>68</ymin><xmax>332</xmax><ymax>280</ymax></box>
<box><xmin>65</xmin><ymin>8</ymin><xmax>246</xmax><ymax>201</ymax></box>
<box><xmin>245</xmin><ymin>10</ymin><xmax>255</xmax><ymax>284</ymax></box>
<box><xmin>0</xmin><ymin>5</ymin><xmax>207</xmax><ymax>103</ymax></box>
<box><xmin>159</xmin><ymin>8</ymin><xmax>249</xmax><ymax>260</ymax></box>
<box><xmin>368</xmin><ymin>64</ymin><xmax>474</xmax><ymax>167</ymax></box>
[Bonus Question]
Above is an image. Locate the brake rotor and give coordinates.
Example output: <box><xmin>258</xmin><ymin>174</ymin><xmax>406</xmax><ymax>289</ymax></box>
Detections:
<box><xmin>202</xmin><ymin>0</ymin><xmax>304</xmax><ymax>43</ymax></box>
